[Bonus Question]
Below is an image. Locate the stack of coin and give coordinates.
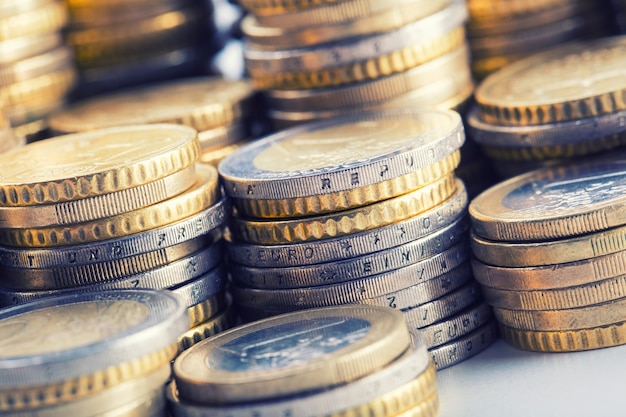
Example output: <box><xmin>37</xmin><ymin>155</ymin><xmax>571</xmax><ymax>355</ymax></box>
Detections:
<box><xmin>169</xmin><ymin>305</ymin><xmax>442</xmax><ymax>417</ymax></box>
<box><xmin>470</xmin><ymin>160</ymin><xmax>626</xmax><ymax>352</ymax></box>
<box><xmin>467</xmin><ymin>0</ymin><xmax>616</xmax><ymax>79</ymax></box>
<box><xmin>64</xmin><ymin>0</ymin><xmax>219</xmax><ymax>98</ymax></box>
<box><xmin>0</xmin><ymin>0</ymin><xmax>74</xmax><ymax>142</ymax></box>
<box><xmin>0</xmin><ymin>124</ymin><xmax>233</xmax><ymax>352</ymax></box>
<box><xmin>467</xmin><ymin>36</ymin><xmax>626</xmax><ymax>180</ymax></box>
<box><xmin>49</xmin><ymin>76</ymin><xmax>261</xmax><ymax>167</ymax></box>
<box><xmin>0</xmin><ymin>290</ymin><xmax>188</xmax><ymax>416</ymax></box>
<box><xmin>238</xmin><ymin>0</ymin><xmax>472</xmax><ymax>128</ymax></box>
<box><xmin>220</xmin><ymin>109</ymin><xmax>497</xmax><ymax>369</ymax></box>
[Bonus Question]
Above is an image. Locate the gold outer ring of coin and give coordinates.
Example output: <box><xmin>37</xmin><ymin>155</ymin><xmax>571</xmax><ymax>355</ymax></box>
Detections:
<box><xmin>0</xmin><ymin>164</ymin><xmax>197</xmax><ymax>228</ymax></box>
<box><xmin>187</xmin><ymin>292</ymin><xmax>227</xmax><ymax>328</ymax></box>
<box><xmin>0</xmin><ymin>1</ymin><xmax>68</xmax><ymax>41</ymax></box>
<box><xmin>493</xmin><ymin>297</ymin><xmax>626</xmax><ymax>331</ymax></box>
<box><xmin>240</xmin><ymin>0</ymin><xmax>450</xmax><ymax>50</ymax></box>
<box><xmin>471</xmin><ymin>249</ymin><xmax>626</xmax><ymax>291</ymax></box>
<box><xmin>499</xmin><ymin>320</ymin><xmax>626</xmax><ymax>352</ymax></box>
<box><xmin>173</xmin><ymin>305</ymin><xmax>411</xmax><ymax>404</ymax></box>
<box><xmin>0</xmin><ymin>343</ymin><xmax>177</xmax><ymax>411</ymax></box>
<box><xmin>233</xmin><ymin>151</ymin><xmax>460</xmax><ymax>219</ymax></box>
<box><xmin>475</xmin><ymin>37</ymin><xmax>626</xmax><ymax>127</ymax></box>
<box><xmin>231</xmin><ymin>175</ymin><xmax>457</xmax><ymax>245</ymax></box>
<box><xmin>0</xmin><ymin>124</ymin><xmax>200</xmax><ymax>207</ymax></box>
<box><xmin>49</xmin><ymin>78</ymin><xmax>255</xmax><ymax>134</ymax></box>
<box><xmin>1</xmin><ymin>67</ymin><xmax>75</xmax><ymax>107</ymax></box>
<box><xmin>178</xmin><ymin>303</ymin><xmax>235</xmax><ymax>352</ymax></box>
<box><xmin>481</xmin><ymin>274</ymin><xmax>626</xmax><ymax>311</ymax></box>
<box><xmin>469</xmin><ymin>163</ymin><xmax>626</xmax><ymax>242</ymax></box>
<box><xmin>249</xmin><ymin>27</ymin><xmax>466</xmax><ymax>90</ymax></box>
<box><xmin>393</xmin><ymin>390</ymin><xmax>439</xmax><ymax>417</ymax></box>
<box><xmin>468</xmin><ymin>0</ymin><xmax>571</xmax><ymax>19</ymax></box>
<box><xmin>0</xmin><ymin>165</ymin><xmax>220</xmax><ymax>248</ymax></box>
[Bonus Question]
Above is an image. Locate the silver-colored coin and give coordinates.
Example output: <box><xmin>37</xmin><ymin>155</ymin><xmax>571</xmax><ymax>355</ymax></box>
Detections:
<box><xmin>418</xmin><ymin>302</ymin><xmax>493</xmax><ymax>349</ymax></box>
<box><xmin>467</xmin><ymin>105</ymin><xmax>626</xmax><ymax>148</ymax></box>
<box><xmin>166</xmin><ymin>331</ymin><xmax>429</xmax><ymax>417</ymax></box>
<box><xmin>227</xmin><ymin>184</ymin><xmax>467</xmax><ymax>267</ymax></box>
<box><xmin>429</xmin><ymin>321</ymin><xmax>498</xmax><ymax>370</ymax></box>
<box><xmin>232</xmin><ymin>243</ymin><xmax>470</xmax><ymax>310</ymax></box>
<box><xmin>170</xmin><ymin>264</ymin><xmax>227</xmax><ymax>309</ymax></box>
<box><xmin>0</xmin><ymin>290</ymin><xmax>188</xmax><ymax>388</ymax></box>
<box><xmin>0</xmin><ymin>46</ymin><xmax>72</xmax><ymax>87</ymax></box>
<box><xmin>244</xmin><ymin>1</ymin><xmax>467</xmax><ymax>74</ymax></box>
<box><xmin>230</xmin><ymin>216</ymin><xmax>469</xmax><ymax>288</ymax></box>
<box><xmin>0</xmin><ymin>198</ymin><xmax>226</xmax><ymax>269</ymax></box>
<box><xmin>219</xmin><ymin>109</ymin><xmax>464</xmax><ymax>201</ymax></box>
<box><xmin>0</xmin><ymin>33</ymin><xmax>62</xmax><ymax>65</ymax></box>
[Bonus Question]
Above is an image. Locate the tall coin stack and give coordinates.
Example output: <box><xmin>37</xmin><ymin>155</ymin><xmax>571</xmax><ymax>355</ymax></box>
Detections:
<box><xmin>0</xmin><ymin>0</ymin><xmax>74</xmax><ymax>142</ymax></box>
<box><xmin>220</xmin><ymin>109</ymin><xmax>497</xmax><ymax>370</ymax></box>
<box><xmin>0</xmin><ymin>290</ymin><xmax>189</xmax><ymax>416</ymax></box>
<box><xmin>64</xmin><ymin>0</ymin><xmax>219</xmax><ymax>98</ymax></box>
<box><xmin>238</xmin><ymin>0</ymin><xmax>472</xmax><ymax>128</ymax></box>
<box><xmin>470</xmin><ymin>160</ymin><xmax>626</xmax><ymax>352</ymax></box>
<box><xmin>0</xmin><ymin>124</ymin><xmax>234</xmax><ymax>352</ymax></box>
<box><xmin>467</xmin><ymin>0</ymin><xmax>616</xmax><ymax>79</ymax></box>
<box><xmin>49</xmin><ymin>76</ymin><xmax>260</xmax><ymax>168</ymax></box>
<box><xmin>169</xmin><ymin>305</ymin><xmax>441</xmax><ymax>417</ymax></box>
<box><xmin>468</xmin><ymin>36</ymin><xmax>626</xmax><ymax>179</ymax></box>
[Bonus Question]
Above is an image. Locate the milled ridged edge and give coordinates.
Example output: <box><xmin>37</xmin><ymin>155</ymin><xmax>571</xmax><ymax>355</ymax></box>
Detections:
<box><xmin>235</xmin><ymin>151</ymin><xmax>460</xmax><ymax>219</ymax></box>
<box><xmin>478</xmin><ymin>89</ymin><xmax>626</xmax><ymax>127</ymax></box>
<box><xmin>187</xmin><ymin>293</ymin><xmax>226</xmax><ymax>327</ymax></box>
<box><xmin>0</xmin><ymin>136</ymin><xmax>201</xmax><ymax>207</ymax></box>
<box><xmin>330</xmin><ymin>363</ymin><xmax>437</xmax><ymax>417</ymax></box>
<box><xmin>394</xmin><ymin>390</ymin><xmax>439</xmax><ymax>417</ymax></box>
<box><xmin>0</xmin><ymin>179</ymin><xmax>219</xmax><ymax>247</ymax></box>
<box><xmin>1</xmin><ymin>67</ymin><xmax>75</xmax><ymax>106</ymax></box>
<box><xmin>0</xmin><ymin>343</ymin><xmax>177</xmax><ymax>411</ymax></box>
<box><xmin>429</xmin><ymin>321</ymin><xmax>498</xmax><ymax>370</ymax></box>
<box><xmin>0</xmin><ymin>2</ymin><xmax>68</xmax><ymax>41</ymax></box>
<box><xmin>232</xmin><ymin>174</ymin><xmax>456</xmax><ymax>244</ymax></box>
<box><xmin>468</xmin><ymin>0</ymin><xmax>568</xmax><ymax>18</ymax></box>
<box><xmin>482</xmin><ymin>274</ymin><xmax>626</xmax><ymax>310</ymax></box>
<box><xmin>481</xmin><ymin>132</ymin><xmax>626</xmax><ymax>161</ymax></box>
<box><xmin>178</xmin><ymin>307</ymin><xmax>235</xmax><ymax>352</ymax></box>
<box><xmin>499</xmin><ymin>321</ymin><xmax>626</xmax><ymax>352</ymax></box>
<box><xmin>420</xmin><ymin>303</ymin><xmax>494</xmax><ymax>349</ymax></box>
<box><xmin>251</xmin><ymin>27</ymin><xmax>465</xmax><ymax>90</ymax></box>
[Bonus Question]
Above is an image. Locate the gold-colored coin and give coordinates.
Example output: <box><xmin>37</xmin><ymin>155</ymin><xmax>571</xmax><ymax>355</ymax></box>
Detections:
<box><xmin>0</xmin><ymin>164</ymin><xmax>220</xmax><ymax>247</ymax></box>
<box><xmin>0</xmin><ymin>1</ymin><xmax>68</xmax><ymax>41</ymax></box>
<box><xmin>178</xmin><ymin>304</ymin><xmax>235</xmax><ymax>352</ymax></box>
<box><xmin>231</xmin><ymin>175</ymin><xmax>457</xmax><ymax>244</ymax></box>
<box><xmin>499</xmin><ymin>320</ymin><xmax>626</xmax><ymax>352</ymax></box>
<box><xmin>187</xmin><ymin>292</ymin><xmax>226</xmax><ymax>328</ymax></box>
<box><xmin>393</xmin><ymin>391</ymin><xmax>439</xmax><ymax>417</ymax></box>
<box><xmin>199</xmin><ymin>142</ymin><xmax>246</xmax><ymax>167</ymax></box>
<box><xmin>1</xmin><ymin>67</ymin><xmax>75</xmax><ymax>107</ymax></box>
<box><xmin>475</xmin><ymin>36</ymin><xmax>626</xmax><ymax>126</ymax></box>
<box><xmin>249</xmin><ymin>27</ymin><xmax>465</xmax><ymax>90</ymax></box>
<box><xmin>468</xmin><ymin>0</ymin><xmax>571</xmax><ymax>20</ymax></box>
<box><xmin>11</xmin><ymin>119</ymin><xmax>48</xmax><ymax>143</ymax></box>
<box><xmin>50</xmin><ymin>78</ymin><xmax>255</xmax><ymax>134</ymax></box>
<box><xmin>0</xmin><ymin>124</ymin><xmax>199</xmax><ymax>207</ymax></box>
<box><xmin>173</xmin><ymin>305</ymin><xmax>410</xmax><ymax>404</ymax></box>
<box><xmin>198</xmin><ymin>123</ymin><xmax>249</xmax><ymax>152</ymax></box>
<box><xmin>493</xmin><ymin>297</ymin><xmax>626</xmax><ymax>331</ymax></box>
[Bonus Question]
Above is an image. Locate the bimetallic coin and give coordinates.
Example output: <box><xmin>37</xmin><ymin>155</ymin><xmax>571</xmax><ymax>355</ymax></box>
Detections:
<box><xmin>470</xmin><ymin>161</ymin><xmax>626</xmax><ymax>241</ymax></box>
<box><xmin>0</xmin><ymin>124</ymin><xmax>199</xmax><ymax>207</ymax></box>
<box><xmin>178</xmin><ymin>302</ymin><xmax>235</xmax><ymax>352</ymax></box>
<box><xmin>173</xmin><ymin>305</ymin><xmax>410</xmax><ymax>404</ymax></box>
<box><xmin>50</xmin><ymin>78</ymin><xmax>255</xmax><ymax>134</ymax></box>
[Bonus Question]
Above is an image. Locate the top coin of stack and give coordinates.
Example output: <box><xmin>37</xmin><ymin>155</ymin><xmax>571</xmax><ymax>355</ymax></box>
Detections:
<box><xmin>0</xmin><ymin>290</ymin><xmax>189</xmax><ymax>416</ymax></box>
<box><xmin>469</xmin><ymin>159</ymin><xmax>626</xmax><ymax>352</ymax></box>
<box><xmin>468</xmin><ymin>36</ymin><xmax>626</xmax><ymax>179</ymax></box>
<box><xmin>467</xmin><ymin>0</ymin><xmax>616</xmax><ymax>79</ymax></box>
<box><xmin>238</xmin><ymin>0</ymin><xmax>472</xmax><ymax>128</ymax></box>
<box><xmin>0</xmin><ymin>0</ymin><xmax>75</xmax><ymax>142</ymax></box>
<box><xmin>49</xmin><ymin>76</ymin><xmax>259</xmax><ymax>166</ymax></box>
<box><xmin>219</xmin><ymin>109</ymin><xmax>498</xmax><ymax>369</ymax></box>
<box><xmin>169</xmin><ymin>305</ymin><xmax>440</xmax><ymax>417</ymax></box>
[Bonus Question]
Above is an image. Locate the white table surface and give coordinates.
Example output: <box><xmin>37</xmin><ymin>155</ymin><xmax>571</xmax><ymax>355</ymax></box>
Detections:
<box><xmin>437</xmin><ymin>339</ymin><xmax>626</xmax><ymax>417</ymax></box>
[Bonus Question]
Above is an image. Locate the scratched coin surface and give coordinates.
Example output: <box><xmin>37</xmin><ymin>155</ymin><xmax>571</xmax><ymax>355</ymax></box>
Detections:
<box><xmin>173</xmin><ymin>305</ymin><xmax>410</xmax><ymax>404</ymax></box>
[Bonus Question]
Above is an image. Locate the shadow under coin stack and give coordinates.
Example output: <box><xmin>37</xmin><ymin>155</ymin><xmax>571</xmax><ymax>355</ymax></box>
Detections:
<box><xmin>220</xmin><ymin>109</ymin><xmax>497</xmax><ymax>370</ymax></box>
<box><xmin>49</xmin><ymin>76</ymin><xmax>260</xmax><ymax>168</ymax></box>
<box><xmin>64</xmin><ymin>0</ymin><xmax>218</xmax><ymax>99</ymax></box>
<box><xmin>169</xmin><ymin>305</ymin><xmax>439</xmax><ymax>417</ymax></box>
<box><xmin>0</xmin><ymin>0</ymin><xmax>75</xmax><ymax>143</ymax></box>
<box><xmin>468</xmin><ymin>36</ymin><xmax>626</xmax><ymax>180</ymax></box>
<box><xmin>0</xmin><ymin>124</ymin><xmax>234</xmax><ymax>353</ymax></box>
<box><xmin>0</xmin><ymin>290</ymin><xmax>189</xmax><ymax>417</ymax></box>
<box><xmin>239</xmin><ymin>0</ymin><xmax>472</xmax><ymax>129</ymax></box>
<box><xmin>470</xmin><ymin>160</ymin><xmax>626</xmax><ymax>352</ymax></box>
<box><xmin>467</xmin><ymin>0</ymin><xmax>616</xmax><ymax>80</ymax></box>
